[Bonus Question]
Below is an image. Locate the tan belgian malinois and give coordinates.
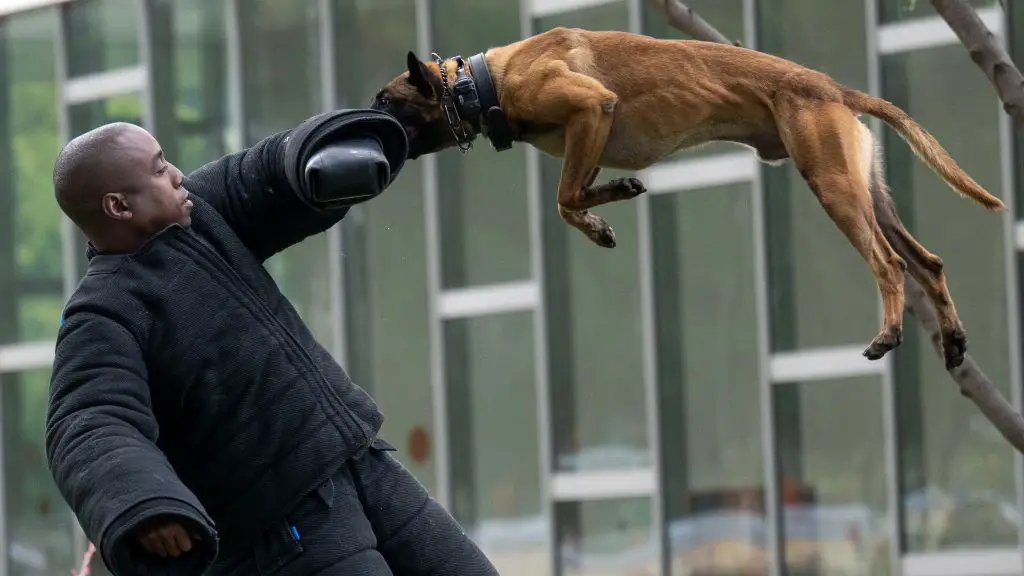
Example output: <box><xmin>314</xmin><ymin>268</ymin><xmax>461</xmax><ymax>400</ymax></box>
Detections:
<box><xmin>369</xmin><ymin>27</ymin><xmax>1005</xmax><ymax>370</ymax></box>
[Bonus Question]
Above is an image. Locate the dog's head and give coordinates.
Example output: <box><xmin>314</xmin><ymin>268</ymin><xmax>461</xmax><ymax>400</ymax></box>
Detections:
<box><xmin>369</xmin><ymin>51</ymin><xmax>474</xmax><ymax>160</ymax></box>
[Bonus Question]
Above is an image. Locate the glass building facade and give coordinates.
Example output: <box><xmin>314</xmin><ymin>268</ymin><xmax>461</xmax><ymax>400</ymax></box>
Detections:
<box><xmin>0</xmin><ymin>0</ymin><xmax>1023</xmax><ymax>574</ymax></box>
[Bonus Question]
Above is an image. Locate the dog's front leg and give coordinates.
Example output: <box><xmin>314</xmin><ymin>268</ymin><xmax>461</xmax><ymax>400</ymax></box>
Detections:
<box><xmin>554</xmin><ymin>101</ymin><xmax>621</xmax><ymax>248</ymax></box>
<box><xmin>510</xmin><ymin>65</ymin><xmax>641</xmax><ymax>248</ymax></box>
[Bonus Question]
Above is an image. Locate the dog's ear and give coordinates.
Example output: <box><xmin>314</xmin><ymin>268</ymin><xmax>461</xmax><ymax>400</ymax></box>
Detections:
<box><xmin>406</xmin><ymin>51</ymin><xmax>435</xmax><ymax>98</ymax></box>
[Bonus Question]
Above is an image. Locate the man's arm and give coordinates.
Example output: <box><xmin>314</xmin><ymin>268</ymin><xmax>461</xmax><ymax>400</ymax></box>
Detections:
<box><xmin>45</xmin><ymin>311</ymin><xmax>217</xmax><ymax>575</ymax></box>
<box><xmin>183</xmin><ymin>109</ymin><xmax>409</xmax><ymax>261</ymax></box>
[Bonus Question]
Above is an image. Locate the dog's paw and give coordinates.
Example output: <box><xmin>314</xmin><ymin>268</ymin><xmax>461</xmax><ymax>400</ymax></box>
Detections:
<box><xmin>942</xmin><ymin>327</ymin><xmax>967</xmax><ymax>370</ymax></box>
<box><xmin>862</xmin><ymin>327</ymin><xmax>903</xmax><ymax>361</ymax></box>
<box><xmin>609</xmin><ymin>177</ymin><xmax>647</xmax><ymax>199</ymax></box>
<box><xmin>593</xmin><ymin>225</ymin><xmax>617</xmax><ymax>248</ymax></box>
<box><xmin>582</xmin><ymin>214</ymin><xmax>617</xmax><ymax>248</ymax></box>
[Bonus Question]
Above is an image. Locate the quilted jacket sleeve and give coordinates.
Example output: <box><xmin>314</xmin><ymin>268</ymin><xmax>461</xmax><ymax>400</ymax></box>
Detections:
<box><xmin>45</xmin><ymin>311</ymin><xmax>218</xmax><ymax>575</ymax></box>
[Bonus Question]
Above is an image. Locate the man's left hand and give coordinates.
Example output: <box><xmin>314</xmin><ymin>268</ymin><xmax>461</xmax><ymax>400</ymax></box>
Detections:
<box><xmin>135</xmin><ymin>518</ymin><xmax>198</xmax><ymax>558</ymax></box>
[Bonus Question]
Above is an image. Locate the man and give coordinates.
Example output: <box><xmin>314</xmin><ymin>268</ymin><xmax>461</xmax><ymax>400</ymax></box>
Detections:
<box><xmin>45</xmin><ymin>109</ymin><xmax>499</xmax><ymax>576</ymax></box>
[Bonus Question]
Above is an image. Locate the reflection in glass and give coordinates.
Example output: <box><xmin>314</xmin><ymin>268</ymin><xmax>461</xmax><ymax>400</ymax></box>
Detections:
<box><xmin>237</xmin><ymin>0</ymin><xmax>336</xmax><ymax>352</ymax></box>
<box><xmin>150</xmin><ymin>0</ymin><xmax>230</xmax><ymax>174</ymax></box>
<box><xmin>877</xmin><ymin>0</ymin><xmax>996</xmax><ymax>24</ymax></box>
<box><xmin>431</xmin><ymin>0</ymin><xmax>531</xmax><ymax>288</ymax></box>
<box><xmin>540</xmin><ymin>156</ymin><xmax>648</xmax><ymax>473</ymax></box>
<box><xmin>558</xmin><ymin>498</ymin><xmax>657</xmax><ymax>575</ymax></box>
<box><xmin>332</xmin><ymin>0</ymin><xmax>436</xmax><ymax>492</ymax></box>
<box><xmin>534</xmin><ymin>2</ymin><xmax>649</xmax><ymax>475</ymax></box>
<box><xmin>758</xmin><ymin>0</ymin><xmax>878</xmax><ymax>351</ymax></box>
<box><xmin>444</xmin><ymin>312</ymin><xmax>547</xmax><ymax>575</ymax></box>
<box><xmin>64</xmin><ymin>0</ymin><xmax>140</xmax><ymax>77</ymax></box>
<box><xmin>68</xmin><ymin>93</ymin><xmax>143</xmax><ymax>136</ymax></box>
<box><xmin>238</xmin><ymin>0</ymin><xmax>321</xmax><ymax>142</ymax></box>
<box><xmin>1012</xmin><ymin>0</ymin><xmax>1024</xmax><ymax>220</ymax></box>
<box><xmin>774</xmin><ymin>377</ymin><xmax>891</xmax><ymax>576</ymax></box>
<box><xmin>4</xmin><ymin>369</ymin><xmax>76</xmax><ymax>575</ymax></box>
<box><xmin>1</xmin><ymin>9</ymin><xmax>63</xmax><ymax>345</ymax></box>
<box><xmin>650</xmin><ymin>184</ymin><xmax>768</xmax><ymax>575</ymax></box>
<box><xmin>881</xmin><ymin>45</ymin><xmax>1017</xmax><ymax>552</ymax></box>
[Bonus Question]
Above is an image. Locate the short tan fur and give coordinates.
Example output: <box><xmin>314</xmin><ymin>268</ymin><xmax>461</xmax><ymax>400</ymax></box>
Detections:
<box><xmin>370</xmin><ymin>27</ymin><xmax>1005</xmax><ymax>368</ymax></box>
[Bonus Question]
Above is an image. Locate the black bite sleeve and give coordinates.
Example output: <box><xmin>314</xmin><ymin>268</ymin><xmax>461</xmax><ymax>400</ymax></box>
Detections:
<box><xmin>183</xmin><ymin>108</ymin><xmax>408</xmax><ymax>261</ymax></box>
<box><xmin>282</xmin><ymin>109</ymin><xmax>408</xmax><ymax>211</ymax></box>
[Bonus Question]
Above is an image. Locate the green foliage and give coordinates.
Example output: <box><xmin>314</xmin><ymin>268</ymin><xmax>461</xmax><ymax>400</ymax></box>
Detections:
<box><xmin>12</xmin><ymin>80</ymin><xmax>61</xmax><ymax>279</ymax></box>
<box><xmin>6</xmin><ymin>19</ymin><xmax>64</xmax><ymax>344</ymax></box>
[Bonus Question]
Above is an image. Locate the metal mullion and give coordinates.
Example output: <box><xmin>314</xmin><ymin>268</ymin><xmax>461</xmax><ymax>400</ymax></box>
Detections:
<box><xmin>518</xmin><ymin>2</ymin><xmax>559</xmax><ymax>574</ymax></box>
<box><xmin>414</xmin><ymin>0</ymin><xmax>451</xmax><ymax>512</ymax></box>
<box><xmin>745</xmin><ymin>0</ymin><xmax>781</xmax><ymax>574</ymax></box>
<box><xmin>317</xmin><ymin>0</ymin><xmax>347</xmax><ymax>366</ymax></box>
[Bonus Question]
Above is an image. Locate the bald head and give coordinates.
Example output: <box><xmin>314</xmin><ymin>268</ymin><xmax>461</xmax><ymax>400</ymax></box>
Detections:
<box><xmin>53</xmin><ymin>122</ymin><xmax>144</xmax><ymax>229</ymax></box>
<box><xmin>52</xmin><ymin>122</ymin><xmax>192</xmax><ymax>253</ymax></box>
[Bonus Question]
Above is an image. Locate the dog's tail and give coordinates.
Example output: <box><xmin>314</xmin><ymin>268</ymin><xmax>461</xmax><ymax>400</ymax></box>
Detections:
<box><xmin>841</xmin><ymin>87</ymin><xmax>1005</xmax><ymax>211</ymax></box>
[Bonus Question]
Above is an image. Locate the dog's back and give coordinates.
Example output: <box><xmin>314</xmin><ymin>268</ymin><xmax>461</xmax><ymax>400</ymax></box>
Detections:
<box><xmin>497</xmin><ymin>27</ymin><xmax>840</xmax><ymax>168</ymax></box>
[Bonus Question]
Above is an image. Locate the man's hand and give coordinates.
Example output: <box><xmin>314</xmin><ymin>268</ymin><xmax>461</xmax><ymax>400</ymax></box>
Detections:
<box><xmin>135</xmin><ymin>517</ymin><xmax>199</xmax><ymax>558</ymax></box>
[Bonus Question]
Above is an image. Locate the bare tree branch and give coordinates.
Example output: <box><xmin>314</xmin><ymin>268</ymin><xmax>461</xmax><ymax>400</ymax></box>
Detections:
<box><xmin>900</xmin><ymin>267</ymin><xmax>1024</xmax><ymax>452</ymax></box>
<box><xmin>931</xmin><ymin>0</ymin><xmax>1024</xmax><ymax>130</ymax></box>
<box><xmin>649</xmin><ymin>0</ymin><xmax>1024</xmax><ymax>453</ymax></box>
<box><xmin>646</xmin><ymin>0</ymin><xmax>741</xmax><ymax>46</ymax></box>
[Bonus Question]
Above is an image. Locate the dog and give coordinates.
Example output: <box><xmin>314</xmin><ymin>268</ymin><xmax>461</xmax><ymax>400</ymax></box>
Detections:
<box><xmin>368</xmin><ymin>26</ymin><xmax>1005</xmax><ymax>370</ymax></box>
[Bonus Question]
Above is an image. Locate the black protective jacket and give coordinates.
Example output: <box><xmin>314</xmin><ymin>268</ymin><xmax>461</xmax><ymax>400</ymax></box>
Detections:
<box><xmin>44</xmin><ymin>109</ymin><xmax>409</xmax><ymax>575</ymax></box>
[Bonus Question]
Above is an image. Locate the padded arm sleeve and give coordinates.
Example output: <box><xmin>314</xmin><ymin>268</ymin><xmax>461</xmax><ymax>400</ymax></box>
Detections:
<box><xmin>184</xmin><ymin>108</ymin><xmax>408</xmax><ymax>261</ymax></box>
<box><xmin>45</xmin><ymin>312</ymin><xmax>218</xmax><ymax>575</ymax></box>
<box><xmin>284</xmin><ymin>113</ymin><xmax>408</xmax><ymax>211</ymax></box>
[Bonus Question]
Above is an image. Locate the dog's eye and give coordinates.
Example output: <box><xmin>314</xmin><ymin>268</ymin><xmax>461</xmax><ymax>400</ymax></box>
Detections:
<box><xmin>376</xmin><ymin>93</ymin><xmax>391</xmax><ymax>106</ymax></box>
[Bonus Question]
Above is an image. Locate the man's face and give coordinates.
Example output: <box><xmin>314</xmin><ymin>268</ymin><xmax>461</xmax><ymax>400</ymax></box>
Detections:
<box><xmin>101</xmin><ymin>126</ymin><xmax>192</xmax><ymax>234</ymax></box>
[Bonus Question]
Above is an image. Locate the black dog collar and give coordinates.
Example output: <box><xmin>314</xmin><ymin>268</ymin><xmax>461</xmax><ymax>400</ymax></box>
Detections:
<box><xmin>431</xmin><ymin>51</ymin><xmax>515</xmax><ymax>153</ymax></box>
<box><xmin>466</xmin><ymin>52</ymin><xmax>514</xmax><ymax>152</ymax></box>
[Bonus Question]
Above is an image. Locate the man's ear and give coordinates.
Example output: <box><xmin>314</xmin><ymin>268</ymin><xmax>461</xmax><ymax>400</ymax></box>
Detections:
<box><xmin>102</xmin><ymin>192</ymin><xmax>132</xmax><ymax>220</ymax></box>
<box><xmin>406</xmin><ymin>51</ymin><xmax>435</xmax><ymax>98</ymax></box>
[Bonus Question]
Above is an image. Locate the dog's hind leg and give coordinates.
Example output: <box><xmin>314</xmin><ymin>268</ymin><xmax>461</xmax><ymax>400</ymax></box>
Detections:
<box><xmin>774</xmin><ymin>94</ymin><xmax>907</xmax><ymax>361</ymax></box>
<box><xmin>506</xmin><ymin>63</ymin><xmax>643</xmax><ymax>248</ymax></box>
<box><xmin>868</xmin><ymin>151</ymin><xmax>968</xmax><ymax>369</ymax></box>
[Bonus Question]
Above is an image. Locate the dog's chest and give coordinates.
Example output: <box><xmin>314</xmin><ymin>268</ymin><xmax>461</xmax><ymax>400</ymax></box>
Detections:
<box><xmin>518</xmin><ymin>126</ymin><xmax>566</xmax><ymax>158</ymax></box>
<box><xmin>518</xmin><ymin>120</ymin><xmax>693</xmax><ymax>171</ymax></box>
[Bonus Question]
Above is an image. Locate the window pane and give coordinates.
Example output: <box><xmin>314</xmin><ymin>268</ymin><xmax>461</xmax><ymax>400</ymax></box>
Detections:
<box><xmin>758</xmin><ymin>0</ymin><xmax>878</xmax><ymax>351</ymax></box>
<box><xmin>557</xmin><ymin>498</ymin><xmax>656</xmax><ymax>575</ymax></box>
<box><xmin>881</xmin><ymin>45</ymin><xmax>1017</xmax><ymax>552</ymax></box>
<box><xmin>878</xmin><ymin>0</ymin><xmax>996</xmax><ymax>24</ymax></box>
<box><xmin>239</xmin><ymin>0</ymin><xmax>336</xmax><ymax>352</ymax></box>
<box><xmin>238</xmin><ymin>0</ymin><xmax>321</xmax><ymax>142</ymax></box>
<box><xmin>443</xmin><ymin>312</ymin><xmax>547</xmax><ymax>575</ymax></box>
<box><xmin>150</xmin><ymin>0</ymin><xmax>231</xmax><ymax>174</ymax></box>
<box><xmin>431</xmin><ymin>0</ymin><xmax>531</xmax><ymax>288</ymax></box>
<box><xmin>536</xmin><ymin>0</ymin><xmax>629</xmax><ymax>30</ymax></box>
<box><xmin>774</xmin><ymin>377</ymin><xmax>891</xmax><ymax>576</ymax></box>
<box><xmin>340</xmin><ymin>179</ymin><xmax>435</xmax><ymax>491</ymax></box>
<box><xmin>650</xmin><ymin>183</ymin><xmax>768</xmax><ymax>575</ymax></box>
<box><xmin>535</xmin><ymin>2</ymin><xmax>649</xmax><ymax>475</ymax></box>
<box><xmin>1</xmin><ymin>9</ymin><xmax>63</xmax><ymax>345</ymax></box>
<box><xmin>3</xmin><ymin>368</ymin><xmax>76</xmax><ymax>575</ymax></box>
<box><xmin>641</xmin><ymin>0</ymin><xmax>746</xmax><ymax>161</ymax></box>
<box><xmin>1011</xmin><ymin>0</ymin><xmax>1024</xmax><ymax>220</ymax></box>
<box><xmin>540</xmin><ymin>152</ymin><xmax>648</xmax><ymax>474</ymax></box>
<box><xmin>333</xmin><ymin>0</ymin><xmax>437</xmax><ymax>495</ymax></box>
<box><xmin>64</xmin><ymin>0</ymin><xmax>140</xmax><ymax>76</ymax></box>
<box><xmin>68</xmin><ymin>93</ymin><xmax>143</xmax><ymax>134</ymax></box>
<box><xmin>67</xmin><ymin>93</ymin><xmax>144</xmax><ymax>280</ymax></box>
